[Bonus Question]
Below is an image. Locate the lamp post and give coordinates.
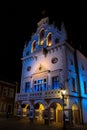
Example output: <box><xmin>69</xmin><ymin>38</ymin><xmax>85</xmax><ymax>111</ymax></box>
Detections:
<box><xmin>61</xmin><ymin>89</ymin><xmax>66</xmax><ymax>130</ymax></box>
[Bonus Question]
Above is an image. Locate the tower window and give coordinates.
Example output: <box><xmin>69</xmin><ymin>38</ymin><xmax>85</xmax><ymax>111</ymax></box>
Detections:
<box><xmin>39</xmin><ymin>29</ymin><xmax>44</xmax><ymax>45</ymax></box>
<box><xmin>32</xmin><ymin>41</ymin><xmax>36</xmax><ymax>52</ymax></box>
<box><xmin>47</xmin><ymin>33</ymin><xmax>52</xmax><ymax>46</ymax></box>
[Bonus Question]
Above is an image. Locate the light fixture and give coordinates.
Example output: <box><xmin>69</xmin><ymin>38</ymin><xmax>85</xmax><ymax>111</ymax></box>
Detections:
<box><xmin>61</xmin><ymin>89</ymin><xmax>66</xmax><ymax>96</ymax></box>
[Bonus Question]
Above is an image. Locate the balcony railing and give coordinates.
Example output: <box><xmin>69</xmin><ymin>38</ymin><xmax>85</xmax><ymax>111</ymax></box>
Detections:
<box><xmin>15</xmin><ymin>89</ymin><xmax>62</xmax><ymax>101</ymax></box>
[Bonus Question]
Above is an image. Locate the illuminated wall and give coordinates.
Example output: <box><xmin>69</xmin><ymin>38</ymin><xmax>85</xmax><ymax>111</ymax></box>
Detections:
<box><xmin>20</xmin><ymin>17</ymin><xmax>67</xmax><ymax>93</ymax></box>
<box><xmin>76</xmin><ymin>51</ymin><xmax>87</xmax><ymax>123</ymax></box>
<box><xmin>18</xmin><ymin>17</ymin><xmax>87</xmax><ymax>124</ymax></box>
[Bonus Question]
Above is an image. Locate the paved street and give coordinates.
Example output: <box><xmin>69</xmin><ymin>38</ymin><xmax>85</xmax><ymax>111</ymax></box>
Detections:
<box><xmin>0</xmin><ymin>117</ymin><xmax>87</xmax><ymax>130</ymax></box>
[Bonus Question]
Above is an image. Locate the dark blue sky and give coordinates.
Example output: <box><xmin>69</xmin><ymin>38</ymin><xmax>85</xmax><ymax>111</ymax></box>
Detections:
<box><xmin>0</xmin><ymin>1</ymin><xmax>87</xmax><ymax>84</ymax></box>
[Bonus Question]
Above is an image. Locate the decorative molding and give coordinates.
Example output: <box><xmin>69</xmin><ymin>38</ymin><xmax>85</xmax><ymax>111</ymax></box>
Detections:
<box><xmin>27</xmin><ymin>66</ymin><xmax>31</xmax><ymax>71</ymax></box>
<box><xmin>51</xmin><ymin>57</ymin><xmax>58</xmax><ymax>64</ymax></box>
<box><xmin>35</xmin><ymin>64</ymin><xmax>47</xmax><ymax>73</ymax></box>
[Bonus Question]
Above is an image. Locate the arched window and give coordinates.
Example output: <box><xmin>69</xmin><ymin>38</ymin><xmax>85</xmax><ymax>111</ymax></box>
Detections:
<box><xmin>47</xmin><ymin>33</ymin><xmax>52</xmax><ymax>46</ymax></box>
<box><xmin>39</xmin><ymin>28</ymin><xmax>44</xmax><ymax>45</ymax></box>
<box><xmin>32</xmin><ymin>40</ymin><xmax>36</xmax><ymax>52</ymax></box>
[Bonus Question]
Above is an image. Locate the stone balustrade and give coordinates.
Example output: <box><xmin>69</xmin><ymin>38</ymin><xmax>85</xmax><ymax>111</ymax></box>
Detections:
<box><xmin>15</xmin><ymin>89</ymin><xmax>62</xmax><ymax>101</ymax></box>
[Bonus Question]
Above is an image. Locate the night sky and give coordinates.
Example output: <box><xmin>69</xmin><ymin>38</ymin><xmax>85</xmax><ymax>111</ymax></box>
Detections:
<box><xmin>0</xmin><ymin>1</ymin><xmax>87</xmax><ymax>85</ymax></box>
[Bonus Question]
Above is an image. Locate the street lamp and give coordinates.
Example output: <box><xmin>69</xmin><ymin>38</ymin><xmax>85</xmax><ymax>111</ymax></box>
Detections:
<box><xmin>61</xmin><ymin>89</ymin><xmax>66</xmax><ymax>130</ymax></box>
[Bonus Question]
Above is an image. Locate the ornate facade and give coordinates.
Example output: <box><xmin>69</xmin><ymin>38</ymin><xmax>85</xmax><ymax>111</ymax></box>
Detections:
<box><xmin>15</xmin><ymin>17</ymin><xmax>87</xmax><ymax>125</ymax></box>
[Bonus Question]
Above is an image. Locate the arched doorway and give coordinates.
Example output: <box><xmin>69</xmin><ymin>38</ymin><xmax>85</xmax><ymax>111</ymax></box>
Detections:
<box><xmin>34</xmin><ymin>103</ymin><xmax>45</xmax><ymax>123</ymax></box>
<box><xmin>49</xmin><ymin>102</ymin><xmax>62</xmax><ymax>125</ymax></box>
<box><xmin>21</xmin><ymin>104</ymin><xmax>30</xmax><ymax>117</ymax></box>
<box><xmin>72</xmin><ymin>104</ymin><xmax>80</xmax><ymax>124</ymax></box>
<box><xmin>56</xmin><ymin>103</ymin><xmax>62</xmax><ymax>124</ymax></box>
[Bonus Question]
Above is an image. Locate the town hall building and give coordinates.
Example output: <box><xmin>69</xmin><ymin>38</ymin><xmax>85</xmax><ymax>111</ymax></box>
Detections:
<box><xmin>15</xmin><ymin>17</ymin><xmax>87</xmax><ymax>125</ymax></box>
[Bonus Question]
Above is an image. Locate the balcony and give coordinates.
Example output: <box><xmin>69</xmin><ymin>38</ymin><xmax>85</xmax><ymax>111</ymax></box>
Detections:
<box><xmin>15</xmin><ymin>89</ymin><xmax>62</xmax><ymax>101</ymax></box>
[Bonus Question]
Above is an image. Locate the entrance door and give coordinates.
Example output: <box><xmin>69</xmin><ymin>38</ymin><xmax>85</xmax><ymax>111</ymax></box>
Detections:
<box><xmin>72</xmin><ymin>104</ymin><xmax>80</xmax><ymax>125</ymax></box>
<box><xmin>72</xmin><ymin>110</ymin><xmax>80</xmax><ymax>124</ymax></box>
<box><xmin>57</xmin><ymin>110</ymin><xmax>62</xmax><ymax>123</ymax></box>
<box><xmin>56</xmin><ymin>103</ymin><xmax>62</xmax><ymax>124</ymax></box>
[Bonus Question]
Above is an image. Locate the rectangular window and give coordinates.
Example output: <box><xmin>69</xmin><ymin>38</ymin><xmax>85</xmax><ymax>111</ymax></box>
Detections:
<box><xmin>9</xmin><ymin>88</ymin><xmax>14</xmax><ymax>98</ymax></box>
<box><xmin>72</xmin><ymin>78</ymin><xmax>76</xmax><ymax>92</ymax></box>
<box><xmin>52</xmin><ymin>76</ymin><xmax>59</xmax><ymax>90</ymax></box>
<box><xmin>34</xmin><ymin>79</ymin><xmax>47</xmax><ymax>92</ymax></box>
<box><xmin>25</xmin><ymin>82</ymin><xmax>30</xmax><ymax>93</ymax></box>
<box><xmin>84</xmin><ymin>81</ymin><xmax>87</xmax><ymax>94</ymax></box>
<box><xmin>2</xmin><ymin>87</ymin><xmax>8</xmax><ymax>97</ymax></box>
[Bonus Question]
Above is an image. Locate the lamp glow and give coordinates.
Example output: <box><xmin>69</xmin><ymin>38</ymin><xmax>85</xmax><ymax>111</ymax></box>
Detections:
<box><xmin>62</xmin><ymin>90</ymin><xmax>66</xmax><ymax>95</ymax></box>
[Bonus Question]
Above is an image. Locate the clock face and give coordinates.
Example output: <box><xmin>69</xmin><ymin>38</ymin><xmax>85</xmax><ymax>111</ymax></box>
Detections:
<box><xmin>51</xmin><ymin>57</ymin><xmax>58</xmax><ymax>64</ymax></box>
